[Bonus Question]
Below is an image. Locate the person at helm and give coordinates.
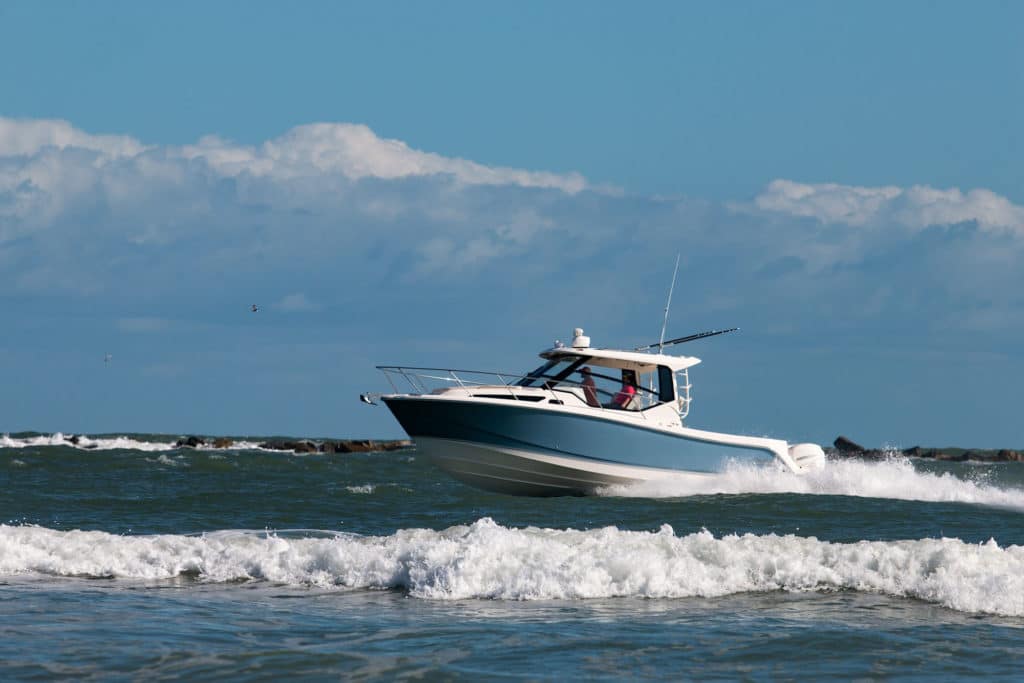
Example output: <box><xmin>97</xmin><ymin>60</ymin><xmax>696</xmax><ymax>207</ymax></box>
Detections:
<box><xmin>610</xmin><ymin>369</ymin><xmax>639</xmax><ymax>410</ymax></box>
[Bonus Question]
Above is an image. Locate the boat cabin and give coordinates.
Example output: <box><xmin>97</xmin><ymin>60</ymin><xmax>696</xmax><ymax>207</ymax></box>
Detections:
<box><xmin>515</xmin><ymin>328</ymin><xmax>699</xmax><ymax>414</ymax></box>
<box><xmin>372</xmin><ymin>328</ymin><xmax>700</xmax><ymax>423</ymax></box>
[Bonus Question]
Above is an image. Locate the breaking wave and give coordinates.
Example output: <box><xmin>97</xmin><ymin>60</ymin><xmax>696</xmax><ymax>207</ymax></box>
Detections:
<box><xmin>2</xmin><ymin>518</ymin><xmax>1022</xmax><ymax>616</ymax></box>
<box><xmin>602</xmin><ymin>456</ymin><xmax>1024</xmax><ymax>510</ymax></box>
<box><xmin>0</xmin><ymin>432</ymin><xmax>264</xmax><ymax>452</ymax></box>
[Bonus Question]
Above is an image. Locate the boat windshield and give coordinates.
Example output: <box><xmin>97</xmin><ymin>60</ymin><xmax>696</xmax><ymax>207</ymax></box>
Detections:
<box><xmin>516</xmin><ymin>357</ymin><xmax>586</xmax><ymax>387</ymax></box>
<box><xmin>518</xmin><ymin>356</ymin><xmax>677</xmax><ymax>410</ymax></box>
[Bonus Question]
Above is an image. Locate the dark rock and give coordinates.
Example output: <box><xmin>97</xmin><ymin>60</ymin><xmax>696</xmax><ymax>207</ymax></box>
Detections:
<box><xmin>338</xmin><ymin>440</ymin><xmax>377</xmax><ymax>453</ymax></box>
<box><xmin>934</xmin><ymin>450</ymin><xmax>969</xmax><ymax>462</ymax></box>
<box><xmin>258</xmin><ymin>440</ymin><xmax>313</xmax><ymax>453</ymax></box>
<box><xmin>903</xmin><ymin>446</ymin><xmax>941</xmax><ymax>459</ymax></box>
<box><xmin>175</xmin><ymin>436</ymin><xmax>205</xmax><ymax>448</ymax></box>
<box><xmin>901</xmin><ymin>447</ymin><xmax>960</xmax><ymax>460</ymax></box>
<box><xmin>318</xmin><ymin>439</ymin><xmax>412</xmax><ymax>454</ymax></box>
<box><xmin>67</xmin><ymin>435</ymin><xmax>80</xmax><ymax>445</ymax></box>
<box><xmin>834</xmin><ymin>436</ymin><xmax>866</xmax><ymax>454</ymax></box>
<box><xmin>256</xmin><ymin>437</ymin><xmax>409</xmax><ymax>454</ymax></box>
<box><xmin>212</xmin><ymin>438</ymin><xmax>233</xmax><ymax>449</ymax></box>
<box><xmin>828</xmin><ymin>438</ymin><xmax>1024</xmax><ymax>463</ymax></box>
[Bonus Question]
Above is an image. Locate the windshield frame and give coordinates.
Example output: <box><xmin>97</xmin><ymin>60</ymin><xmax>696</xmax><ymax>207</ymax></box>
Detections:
<box><xmin>516</xmin><ymin>356</ymin><xmax>587</xmax><ymax>388</ymax></box>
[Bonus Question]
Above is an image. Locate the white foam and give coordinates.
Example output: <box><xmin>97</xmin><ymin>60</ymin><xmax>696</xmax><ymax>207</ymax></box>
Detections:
<box><xmin>1</xmin><ymin>519</ymin><xmax>1022</xmax><ymax>616</ymax></box>
<box><xmin>0</xmin><ymin>432</ymin><xmax>176</xmax><ymax>452</ymax></box>
<box><xmin>151</xmin><ymin>454</ymin><xmax>185</xmax><ymax>467</ymax></box>
<box><xmin>0</xmin><ymin>433</ymin><xmax>264</xmax><ymax>452</ymax></box>
<box><xmin>346</xmin><ymin>484</ymin><xmax>376</xmax><ymax>494</ymax></box>
<box><xmin>602</xmin><ymin>456</ymin><xmax>1024</xmax><ymax>510</ymax></box>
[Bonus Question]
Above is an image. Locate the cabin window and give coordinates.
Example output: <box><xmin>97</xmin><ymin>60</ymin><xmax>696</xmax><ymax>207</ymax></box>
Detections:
<box><xmin>658</xmin><ymin>365</ymin><xmax>675</xmax><ymax>403</ymax></box>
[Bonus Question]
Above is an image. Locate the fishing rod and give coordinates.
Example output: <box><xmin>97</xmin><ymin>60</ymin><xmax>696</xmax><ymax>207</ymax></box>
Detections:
<box><xmin>634</xmin><ymin>327</ymin><xmax>739</xmax><ymax>352</ymax></box>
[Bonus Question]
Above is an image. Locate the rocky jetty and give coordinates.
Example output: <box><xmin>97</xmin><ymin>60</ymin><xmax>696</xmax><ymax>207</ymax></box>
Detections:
<box><xmin>171</xmin><ymin>435</ymin><xmax>413</xmax><ymax>453</ymax></box>
<box><xmin>257</xmin><ymin>438</ymin><xmax>413</xmax><ymax>454</ymax></box>
<box><xmin>828</xmin><ymin>435</ymin><xmax>1023</xmax><ymax>462</ymax></box>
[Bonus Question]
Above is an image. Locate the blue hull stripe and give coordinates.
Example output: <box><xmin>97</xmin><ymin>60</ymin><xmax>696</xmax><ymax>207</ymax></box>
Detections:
<box><xmin>383</xmin><ymin>397</ymin><xmax>773</xmax><ymax>473</ymax></box>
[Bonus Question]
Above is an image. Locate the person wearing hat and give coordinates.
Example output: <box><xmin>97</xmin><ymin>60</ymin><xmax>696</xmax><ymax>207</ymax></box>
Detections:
<box><xmin>580</xmin><ymin>366</ymin><xmax>600</xmax><ymax>407</ymax></box>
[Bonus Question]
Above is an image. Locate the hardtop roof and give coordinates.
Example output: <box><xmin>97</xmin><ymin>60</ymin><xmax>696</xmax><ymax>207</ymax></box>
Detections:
<box><xmin>540</xmin><ymin>346</ymin><xmax>701</xmax><ymax>373</ymax></box>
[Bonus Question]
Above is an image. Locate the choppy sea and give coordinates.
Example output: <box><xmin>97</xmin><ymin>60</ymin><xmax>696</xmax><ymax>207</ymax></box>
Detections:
<box><xmin>3</xmin><ymin>431</ymin><xmax>1024</xmax><ymax>680</ymax></box>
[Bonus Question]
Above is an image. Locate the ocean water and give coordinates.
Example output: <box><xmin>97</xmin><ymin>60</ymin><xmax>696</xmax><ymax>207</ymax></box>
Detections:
<box><xmin>2</xmin><ymin>432</ymin><xmax>1024</xmax><ymax>680</ymax></box>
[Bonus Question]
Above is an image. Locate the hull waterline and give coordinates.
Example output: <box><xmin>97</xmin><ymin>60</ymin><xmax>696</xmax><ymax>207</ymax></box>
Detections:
<box><xmin>383</xmin><ymin>395</ymin><xmax>778</xmax><ymax>496</ymax></box>
<box><xmin>414</xmin><ymin>436</ymin><xmax>717</xmax><ymax>496</ymax></box>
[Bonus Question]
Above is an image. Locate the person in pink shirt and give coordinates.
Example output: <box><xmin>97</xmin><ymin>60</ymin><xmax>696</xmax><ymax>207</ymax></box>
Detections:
<box><xmin>611</xmin><ymin>370</ymin><xmax>638</xmax><ymax>410</ymax></box>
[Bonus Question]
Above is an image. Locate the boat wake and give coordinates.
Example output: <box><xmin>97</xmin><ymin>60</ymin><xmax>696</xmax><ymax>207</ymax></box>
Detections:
<box><xmin>2</xmin><ymin>518</ymin><xmax>1022</xmax><ymax>616</ymax></box>
<box><xmin>600</xmin><ymin>456</ymin><xmax>1024</xmax><ymax>510</ymax></box>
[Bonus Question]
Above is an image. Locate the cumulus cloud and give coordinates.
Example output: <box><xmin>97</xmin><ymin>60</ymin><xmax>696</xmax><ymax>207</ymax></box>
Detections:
<box><xmin>2</xmin><ymin>116</ymin><xmax>1023</xmax><ymax>352</ymax></box>
<box><xmin>0</xmin><ymin>117</ymin><xmax>147</xmax><ymax>158</ymax></box>
<box><xmin>0</xmin><ymin>117</ymin><xmax>587</xmax><ymax>267</ymax></box>
<box><xmin>755</xmin><ymin>179</ymin><xmax>1024</xmax><ymax>233</ymax></box>
<box><xmin>248</xmin><ymin>124</ymin><xmax>587</xmax><ymax>192</ymax></box>
<box><xmin>0</xmin><ymin>116</ymin><xmax>584</xmax><ymax>204</ymax></box>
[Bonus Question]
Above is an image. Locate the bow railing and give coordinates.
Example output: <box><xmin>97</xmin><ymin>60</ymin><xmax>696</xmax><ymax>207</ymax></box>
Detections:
<box><xmin>371</xmin><ymin>365</ymin><xmax>679</xmax><ymax>417</ymax></box>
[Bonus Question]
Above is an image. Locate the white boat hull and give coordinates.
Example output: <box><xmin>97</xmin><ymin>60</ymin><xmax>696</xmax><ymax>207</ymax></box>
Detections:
<box><xmin>415</xmin><ymin>436</ymin><xmax>716</xmax><ymax>497</ymax></box>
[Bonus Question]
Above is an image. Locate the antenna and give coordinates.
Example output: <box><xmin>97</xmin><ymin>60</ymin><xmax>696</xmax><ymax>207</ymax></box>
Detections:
<box><xmin>647</xmin><ymin>255</ymin><xmax>681</xmax><ymax>405</ymax></box>
<box><xmin>658</xmin><ymin>254</ymin><xmax>681</xmax><ymax>352</ymax></box>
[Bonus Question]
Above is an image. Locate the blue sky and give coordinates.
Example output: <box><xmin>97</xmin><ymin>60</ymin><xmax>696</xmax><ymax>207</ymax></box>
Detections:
<box><xmin>1</xmin><ymin>1</ymin><xmax>1022</xmax><ymax>447</ymax></box>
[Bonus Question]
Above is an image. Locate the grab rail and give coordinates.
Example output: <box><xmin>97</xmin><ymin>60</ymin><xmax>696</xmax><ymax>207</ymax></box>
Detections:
<box><xmin>375</xmin><ymin>365</ymin><xmax>661</xmax><ymax>417</ymax></box>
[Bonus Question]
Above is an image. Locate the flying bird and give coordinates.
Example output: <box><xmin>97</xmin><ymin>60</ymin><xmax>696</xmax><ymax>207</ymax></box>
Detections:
<box><xmin>251</xmin><ymin>304</ymin><xmax>259</xmax><ymax>313</ymax></box>
<box><xmin>104</xmin><ymin>353</ymin><xmax>112</xmax><ymax>364</ymax></box>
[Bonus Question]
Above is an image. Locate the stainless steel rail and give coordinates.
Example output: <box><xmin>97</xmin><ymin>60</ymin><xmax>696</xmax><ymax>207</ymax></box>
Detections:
<box><xmin>374</xmin><ymin>365</ymin><xmax>669</xmax><ymax>415</ymax></box>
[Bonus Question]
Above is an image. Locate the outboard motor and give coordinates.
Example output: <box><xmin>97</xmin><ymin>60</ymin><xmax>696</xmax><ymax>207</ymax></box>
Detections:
<box><xmin>788</xmin><ymin>443</ymin><xmax>826</xmax><ymax>471</ymax></box>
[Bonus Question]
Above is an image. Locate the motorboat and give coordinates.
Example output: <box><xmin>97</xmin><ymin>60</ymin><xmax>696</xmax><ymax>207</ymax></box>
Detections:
<box><xmin>361</xmin><ymin>327</ymin><xmax>825</xmax><ymax>496</ymax></box>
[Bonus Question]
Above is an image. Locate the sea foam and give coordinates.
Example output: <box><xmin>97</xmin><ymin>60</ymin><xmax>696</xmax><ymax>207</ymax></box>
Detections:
<box><xmin>602</xmin><ymin>456</ymin><xmax>1024</xmax><ymax>510</ymax></box>
<box><xmin>0</xmin><ymin>433</ymin><xmax>263</xmax><ymax>452</ymax></box>
<box><xmin>2</xmin><ymin>519</ymin><xmax>1022</xmax><ymax>616</ymax></box>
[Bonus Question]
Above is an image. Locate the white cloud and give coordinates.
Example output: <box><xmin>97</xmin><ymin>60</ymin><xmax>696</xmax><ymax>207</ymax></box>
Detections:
<box><xmin>0</xmin><ymin>117</ymin><xmax>585</xmax><ymax>199</ymax></box>
<box><xmin>0</xmin><ymin>117</ymin><xmax>587</xmax><ymax>252</ymax></box>
<box><xmin>755</xmin><ymin>179</ymin><xmax>1024</xmax><ymax>233</ymax></box>
<box><xmin>415</xmin><ymin>209</ymin><xmax>556</xmax><ymax>273</ymax></box>
<box><xmin>0</xmin><ymin>116</ymin><xmax>147</xmax><ymax>158</ymax></box>
<box><xmin>249</xmin><ymin>124</ymin><xmax>588</xmax><ymax>192</ymax></box>
<box><xmin>3</xmin><ymin>116</ymin><xmax>1023</xmax><ymax>352</ymax></box>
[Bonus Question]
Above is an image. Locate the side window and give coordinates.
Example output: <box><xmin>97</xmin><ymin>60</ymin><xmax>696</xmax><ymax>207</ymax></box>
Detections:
<box><xmin>658</xmin><ymin>366</ymin><xmax>675</xmax><ymax>403</ymax></box>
